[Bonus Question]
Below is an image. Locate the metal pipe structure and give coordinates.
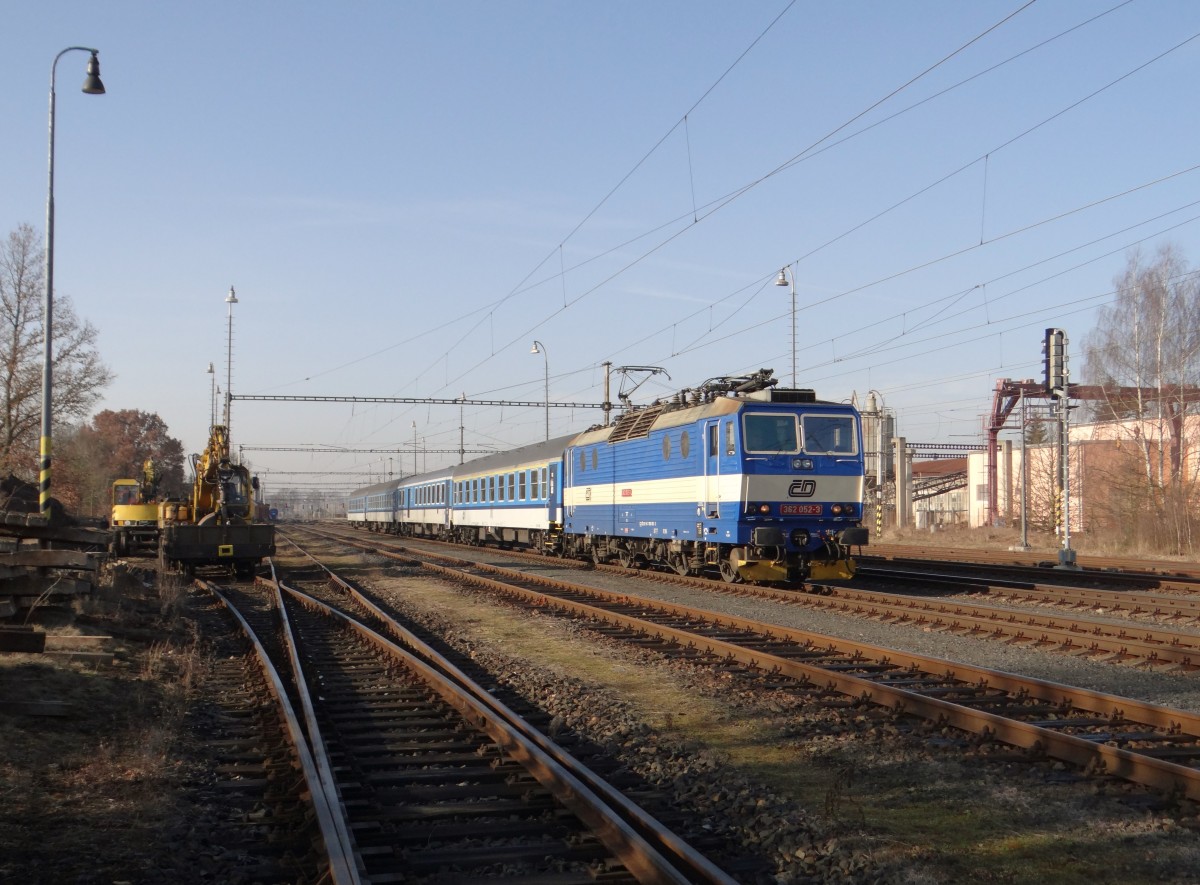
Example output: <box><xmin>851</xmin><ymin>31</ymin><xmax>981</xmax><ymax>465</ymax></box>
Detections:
<box><xmin>207</xmin><ymin>362</ymin><xmax>216</xmax><ymax>431</ymax></box>
<box><xmin>531</xmin><ymin>340</ymin><xmax>549</xmax><ymax>441</ymax></box>
<box><xmin>224</xmin><ymin>286</ymin><xmax>238</xmax><ymax>448</ymax></box>
<box><xmin>39</xmin><ymin>47</ymin><xmax>105</xmax><ymax>519</ymax></box>
<box><xmin>774</xmin><ymin>267</ymin><xmax>797</xmax><ymax>388</ymax></box>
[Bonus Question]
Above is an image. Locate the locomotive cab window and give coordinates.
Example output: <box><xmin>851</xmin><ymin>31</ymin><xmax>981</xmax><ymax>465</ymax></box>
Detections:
<box><xmin>801</xmin><ymin>415</ymin><xmax>857</xmax><ymax>454</ymax></box>
<box><xmin>743</xmin><ymin>413</ymin><xmax>798</xmax><ymax>453</ymax></box>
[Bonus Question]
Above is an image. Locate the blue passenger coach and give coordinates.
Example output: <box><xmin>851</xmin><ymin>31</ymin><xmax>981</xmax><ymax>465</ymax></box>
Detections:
<box><xmin>347</xmin><ymin>370</ymin><xmax>867</xmax><ymax>584</ymax></box>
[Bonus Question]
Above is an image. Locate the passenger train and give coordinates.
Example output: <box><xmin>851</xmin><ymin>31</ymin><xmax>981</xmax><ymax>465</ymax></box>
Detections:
<box><xmin>347</xmin><ymin>370</ymin><xmax>868</xmax><ymax>584</ymax></box>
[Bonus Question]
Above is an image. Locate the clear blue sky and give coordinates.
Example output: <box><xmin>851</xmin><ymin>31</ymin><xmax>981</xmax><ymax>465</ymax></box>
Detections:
<box><xmin>5</xmin><ymin>1</ymin><xmax>1199</xmax><ymax>495</ymax></box>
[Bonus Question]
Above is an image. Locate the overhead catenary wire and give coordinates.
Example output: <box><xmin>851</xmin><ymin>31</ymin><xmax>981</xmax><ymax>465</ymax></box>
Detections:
<box><xmin>260</xmin><ymin>3</ymin><xmax>1195</xmax><ymax>484</ymax></box>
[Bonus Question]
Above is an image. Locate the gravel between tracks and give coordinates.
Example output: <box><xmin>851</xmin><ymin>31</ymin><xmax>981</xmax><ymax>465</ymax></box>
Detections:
<box><xmin>400</xmin><ymin>539</ymin><xmax>1200</xmax><ymax>714</ymax></box>
<box><xmin>328</xmin><ymin>536</ymin><xmax>1200</xmax><ymax>884</ymax></box>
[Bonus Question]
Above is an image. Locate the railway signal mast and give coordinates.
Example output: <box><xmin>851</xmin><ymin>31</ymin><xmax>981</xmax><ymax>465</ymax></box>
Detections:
<box><xmin>1042</xmin><ymin>328</ymin><xmax>1077</xmax><ymax>568</ymax></box>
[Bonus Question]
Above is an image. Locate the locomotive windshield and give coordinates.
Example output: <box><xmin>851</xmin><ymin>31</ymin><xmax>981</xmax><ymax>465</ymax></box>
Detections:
<box><xmin>801</xmin><ymin>415</ymin><xmax>857</xmax><ymax>454</ymax></box>
<box><xmin>743</xmin><ymin>413</ymin><xmax>799</xmax><ymax>453</ymax></box>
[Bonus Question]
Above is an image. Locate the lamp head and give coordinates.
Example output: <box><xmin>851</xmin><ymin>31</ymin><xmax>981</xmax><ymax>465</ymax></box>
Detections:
<box><xmin>775</xmin><ymin>269</ymin><xmax>789</xmax><ymax>287</ymax></box>
<box><xmin>82</xmin><ymin>52</ymin><xmax>105</xmax><ymax>95</ymax></box>
<box><xmin>530</xmin><ymin>342</ymin><xmax>541</xmax><ymax>355</ymax></box>
<box><xmin>226</xmin><ymin>286</ymin><xmax>238</xmax><ymax>304</ymax></box>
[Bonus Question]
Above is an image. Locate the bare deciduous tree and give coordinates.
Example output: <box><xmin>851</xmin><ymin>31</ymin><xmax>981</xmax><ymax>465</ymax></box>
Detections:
<box><xmin>1081</xmin><ymin>243</ymin><xmax>1200</xmax><ymax>552</ymax></box>
<box><xmin>0</xmin><ymin>222</ymin><xmax>113</xmax><ymax>479</ymax></box>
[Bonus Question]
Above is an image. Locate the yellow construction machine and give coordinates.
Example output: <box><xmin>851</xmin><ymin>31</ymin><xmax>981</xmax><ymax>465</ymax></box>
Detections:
<box><xmin>159</xmin><ymin>425</ymin><xmax>275</xmax><ymax>577</ymax></box>
<box><xmin>110</xmin><ymin>459</ymin><xmax>161</xmax><ymax>556</ymax></box>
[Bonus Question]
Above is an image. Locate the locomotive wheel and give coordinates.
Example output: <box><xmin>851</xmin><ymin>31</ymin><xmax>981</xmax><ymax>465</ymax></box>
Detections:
<box><xmin>719</xmin><ymin>556</ymin><xmax>742</xmax><ymax>584</ymax></box>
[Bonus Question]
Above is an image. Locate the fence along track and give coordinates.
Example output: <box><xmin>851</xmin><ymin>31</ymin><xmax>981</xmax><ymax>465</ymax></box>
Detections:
<box><xmin>250</xmin><ymin>561</ymin><xmax>736</xmax><ymax>885</ymax></box>
<box><xmin>317</xmin><ymin>532</ymin><xmax>1200</xmax><ymax>803</ymax></box>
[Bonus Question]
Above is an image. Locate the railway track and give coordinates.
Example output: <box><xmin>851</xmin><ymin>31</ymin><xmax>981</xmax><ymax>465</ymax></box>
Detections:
<box><xmin>865</xmin><ymin>542</ymin><xmax>1200</xmax><ymax>584</ymax></box>
<box><xmin>290</xmin><ymin>525</ymin><xmax>1200</xmax><ymax>803</ymax></box>
<box><xmin>203</xmin><ymin>564</ymin><xmax>738</xmax><ymax>883</ymax></box>
<box><xmin>312</xmin><ymin>523</ymin><xmax>1200</xmax><ymax>673</ymax></box>
<box><xmin>186</xmin><ymin>582</ymin><xmax>346</xmax><ymax>884</ymax></box>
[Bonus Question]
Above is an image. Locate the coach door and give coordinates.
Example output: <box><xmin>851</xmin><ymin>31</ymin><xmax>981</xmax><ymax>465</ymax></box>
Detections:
<box><xmin>700</xmin><ymin>419</ymin><xmax>721</xmax><ymax>520</ymax></box>
<box><xmin>546</xmin><ymin>464</ymin><xmax>559</xmax><ymax>524</ymax></box>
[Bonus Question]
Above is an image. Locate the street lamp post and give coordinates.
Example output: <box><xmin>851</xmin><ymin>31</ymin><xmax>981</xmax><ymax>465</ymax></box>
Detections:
<box><xmin>530</xmin><ymin>341</ymin><xmax>549</xmax><ymax>441</ymax></box>
<box><xmin>224</xmin><ymin>286</ymin><xmax>237</xmax><ymax>443</ymax></box>
<box><xmin>39</xmin><ymin>47</ymin><xmax>105</xmax><ymax>520</ymax></box>
<box><xmin>207</xmin><ymin>362</ymin><xmax>216</xmax><ymax>431</ymax></box>
<box><xmin>774</xmin><ymin>267</ymin><xmax>797</xmax><ymax>388</ymax></box>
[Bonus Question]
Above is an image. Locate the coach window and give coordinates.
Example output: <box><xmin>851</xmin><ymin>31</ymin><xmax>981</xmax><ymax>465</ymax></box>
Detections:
<box><xmin>519</xmin><ymin>470</ymin><xmax>526</xmax><ymax>500</ymax></box>
<box><xmin>508</xmin><ymin>473</ymin><xmax>516</xmax><ymax>501</ymax></box>
<box><xmin>531</xmin><ymin>468</ymin><xmax>540</xmax><ymax>499</ymax></box>
<box><xmin>680</xmin><ymin>431</ymin><xmax>690</xmax><ymax>459</ymax></box>
<box><xmin>540</xmin><ymin>467</ymin><xmax>548</xmax><ymax>497</ymax></box>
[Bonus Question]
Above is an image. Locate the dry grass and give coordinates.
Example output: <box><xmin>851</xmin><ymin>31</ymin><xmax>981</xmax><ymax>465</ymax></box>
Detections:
<box><xmin>0</xmin><ymin>562</ymin><xmax>205</xmax><ymax>882</ymax></box>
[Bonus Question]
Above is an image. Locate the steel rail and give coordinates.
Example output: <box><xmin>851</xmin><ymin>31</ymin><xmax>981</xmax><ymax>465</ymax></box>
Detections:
<box><xmin>202</xmin><ymin>580</ymin><xmax>362</xmax><ymax>885</ymax></box>
<box><xmin>336</xmin><ymin>544</ymin><xmax>1200</xmax><ymax>802</ymax></box>
<box><xmin>856</xmin><ymin>567</ymin><xmax>1200</xmax><ymax>620</ymax></box>
<box><xmin>305</xmin><ymin>525</ymin><xmax>1200</xmax><ymax>666</ymax></box>
<box><xmin>866</xmin><ymin>543</ymin><xmax>1200</xmax><ymax>582</ymax></box>
<box><xmin>784</xmin><ymin>585</ymin><xmax>1200</xmax><ymax>671</ymax></box>
<box><xmin>274</xmin><ymin>577</ymin><xmax>731</xmax><ymax>885</ymax></box>
<box><xmin>277</xmin><ymin>532</ymin><xmax>736</xmax><ymax>883</ymax></box>
<box><xmin>259</xmin><ymin>564</ymin><xmax>362</xmax><ymax>877</ymax></box>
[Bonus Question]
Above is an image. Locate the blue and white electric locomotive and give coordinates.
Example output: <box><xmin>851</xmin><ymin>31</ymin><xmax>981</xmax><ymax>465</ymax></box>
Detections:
<box><xmin>346</xmin><ymin>370</ymin><xmax>867</xmax><ymax>584</ymax></box>
<box><xmin>559</xmin><ymin>371</ymin><xmax>866</xmax><ymax>582</ymax></box>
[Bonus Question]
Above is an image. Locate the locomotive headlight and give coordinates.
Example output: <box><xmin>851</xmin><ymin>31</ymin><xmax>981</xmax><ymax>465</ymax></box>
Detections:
<box><xmin>831</xmin><ymin>504</ymin><xmax>844</xmax><ymax>515</ymax></box>
<box><xmin>790</xmin><ymin>528</ymin><xmax>810</xmax><ymax>547</ymax></box>
<box><xmin>792</xmin><ymin>458</ymin><xmax>814</xmax><ymax>471</ymax></box>
<box><xmin>745</xmin><ymin>502</ymin><xmax>771</xmax><ymax>515</ymax></box>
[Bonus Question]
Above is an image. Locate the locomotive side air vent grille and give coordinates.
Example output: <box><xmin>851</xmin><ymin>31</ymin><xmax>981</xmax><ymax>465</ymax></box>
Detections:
<box><xmin>607</xmin><ymin>404</ymin><xmax>666</xmax><ymax>442</ymax></box>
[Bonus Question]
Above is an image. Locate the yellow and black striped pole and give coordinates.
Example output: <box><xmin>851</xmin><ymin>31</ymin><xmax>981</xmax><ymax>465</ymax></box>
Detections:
<box><xmin>38</xmin><ymin>436</ymin><xmax>52</xmax><ymax>521</ymax></box>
